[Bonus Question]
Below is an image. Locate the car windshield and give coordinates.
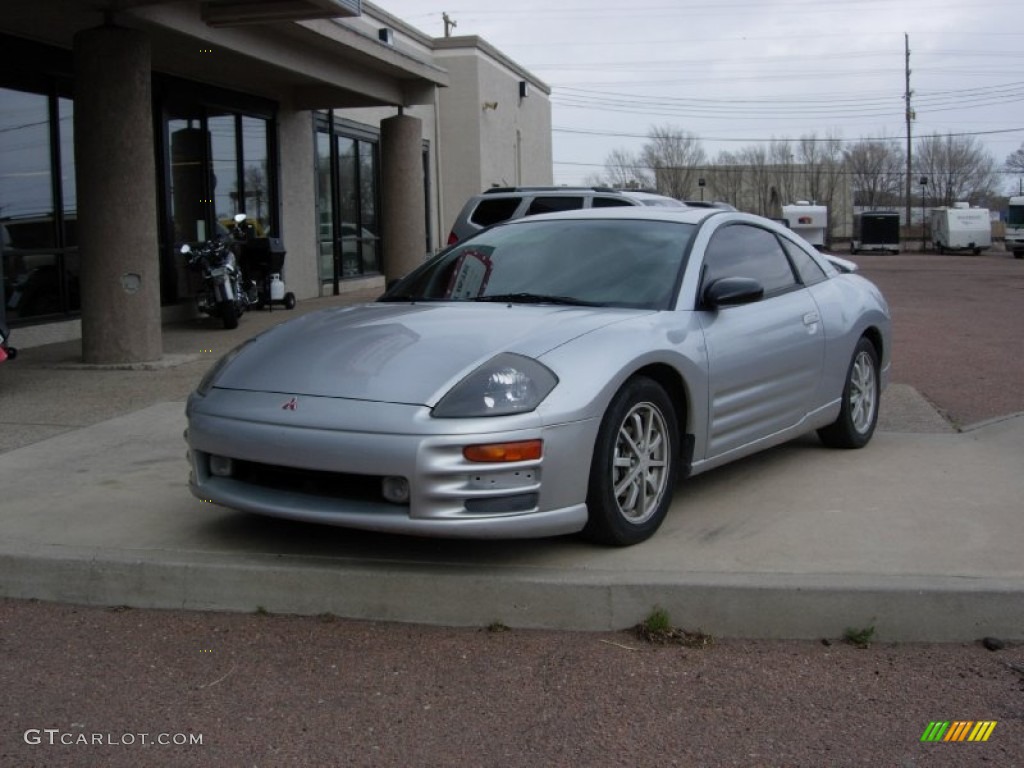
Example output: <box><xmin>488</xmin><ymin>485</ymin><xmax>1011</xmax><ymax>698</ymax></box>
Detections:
<box><xmin>382</xmin><ymin>218</ymin><xmax>695</xmax><ymax>310</ymax></box>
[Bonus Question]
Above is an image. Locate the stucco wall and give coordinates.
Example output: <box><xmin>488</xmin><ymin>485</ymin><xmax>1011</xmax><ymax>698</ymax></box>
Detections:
<box><xmin>434</xmin><ymin>43</ymin><xmax>553</xmax><ymax>238</ymax></box>
<box><xmin>277</xmin><ymin>107</ymin><xmax>319</xmax><ymax>299</ymax></box>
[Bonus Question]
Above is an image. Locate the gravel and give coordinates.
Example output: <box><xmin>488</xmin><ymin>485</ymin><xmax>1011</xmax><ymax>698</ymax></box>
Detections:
<box><xmin>2</xmin><ymin>600</ymin><xmax>1022</xmax><ymax>767</ymax></box>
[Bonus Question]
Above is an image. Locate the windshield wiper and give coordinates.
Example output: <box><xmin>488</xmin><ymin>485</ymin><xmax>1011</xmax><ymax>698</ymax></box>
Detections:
<box><xmin>473</xmin><ymin>292</ymin><xmax>605</xmax><ymax>307</ymax></box>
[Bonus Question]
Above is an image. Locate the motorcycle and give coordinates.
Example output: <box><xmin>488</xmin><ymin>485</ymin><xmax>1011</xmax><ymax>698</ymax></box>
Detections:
<box><xmin>180</xmin><ymin>213</ymin><xmax>257</xmax><ymax>330</ymax></box>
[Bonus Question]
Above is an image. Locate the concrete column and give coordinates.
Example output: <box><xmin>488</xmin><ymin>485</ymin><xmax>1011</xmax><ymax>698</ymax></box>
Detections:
<box><xmin>380</xmin><ymin>114</ymin><xmax>427</xmax><ymax>281</ymax></box>
<box><xmin>74</xmin><ymin>25</ymin><xmax>162</xmax><ymax>364</ymax></box>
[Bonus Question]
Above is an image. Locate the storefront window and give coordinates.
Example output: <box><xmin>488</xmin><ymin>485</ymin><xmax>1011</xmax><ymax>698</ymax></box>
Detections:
<box><xmin>358</xmin><ymin>141</ymin><xmax>379</xmax><ymax>275</ymax></box>
<box><xmin>241</xmin><ymin>116</ymin><xmax>269</xmax><ymax>235</ymax></box>
<box><xmin>168</xmin><ymin>117</ymin><xmax>207</xmax><ymax>244</ymax></box>
<box><xmin>316</xmin><ymin>131</ymin><xmax>334</xmax><ymax>282</ymax></box>
<box><xmin>316</xmin><ymin>117</ymin><xmax>382</xmax><ymax>288</ymax></box>
<box><xmin>158</xmin><ymin>85</ymin><xmax>275</xmax><ymax>304</ymax></box>
<box><xmin>0</xmin><ymin>85</ymin><xmax>77</xmax><ymax>321</ymax></box>
<box><xmin>209</xmin><ymin>113</ymin><xmax>238</xmax><ymax>234</ymax></box>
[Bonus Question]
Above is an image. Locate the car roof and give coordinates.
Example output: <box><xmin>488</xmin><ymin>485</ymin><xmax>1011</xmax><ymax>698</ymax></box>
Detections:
<box><xmin>498</xmin><ymin>206</ymin><xmax>725</xmax><ymax>226</ymax></box>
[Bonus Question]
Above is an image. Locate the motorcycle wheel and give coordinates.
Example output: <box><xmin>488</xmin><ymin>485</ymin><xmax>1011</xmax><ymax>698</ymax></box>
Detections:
<box><xmin>220</xmin><ymin>300</ymin><xmax>239</xmax><ymax>330</ymax></box>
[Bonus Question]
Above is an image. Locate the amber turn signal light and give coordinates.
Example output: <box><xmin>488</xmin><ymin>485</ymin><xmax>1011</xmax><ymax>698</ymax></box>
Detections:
<box><xmin>463</xmin><ymin>440</ymin><xmax>543</xmax><ymax>463</ymax></box>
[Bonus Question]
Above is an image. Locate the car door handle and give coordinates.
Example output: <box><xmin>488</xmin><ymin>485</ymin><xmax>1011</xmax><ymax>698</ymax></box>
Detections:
<box><xmin>802</xmin><ymin>311</ymin><xmax>820</xmax><ymax>326</ymax></box>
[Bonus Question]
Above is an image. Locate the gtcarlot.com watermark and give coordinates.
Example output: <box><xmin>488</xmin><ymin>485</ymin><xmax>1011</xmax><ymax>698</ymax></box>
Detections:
<box><xmin>24</xmin><ymin>729</ymin><xmax>203</xmax><ymax>747</ymax></box>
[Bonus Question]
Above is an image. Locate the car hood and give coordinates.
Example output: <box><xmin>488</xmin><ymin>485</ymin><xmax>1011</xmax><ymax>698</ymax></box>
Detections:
<box><xmin>213</xmin><ymin>302</ymin><xmax>642</xmax><ymax>404</ymax></box>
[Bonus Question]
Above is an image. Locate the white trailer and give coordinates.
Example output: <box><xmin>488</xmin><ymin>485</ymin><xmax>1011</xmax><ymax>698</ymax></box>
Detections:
<box><xmin>782</xmin><ymin>202</ymin><xmax>828</xmax><ymax>247</ymax></box>
<box><xmin>929</xmin><ymin>204</ymin><xmax>991</xmax><ymax>255</ymax></box>
<box><xmin>1006</xmin><ymin>196</ymin><xmax>1024</xmax><ymax>259</ymax></box>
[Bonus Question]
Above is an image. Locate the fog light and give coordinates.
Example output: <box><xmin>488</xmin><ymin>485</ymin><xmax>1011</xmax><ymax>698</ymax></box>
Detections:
<box><xmin>382</xmin><ymin>476</ymin><xmax>410</xmax><ymax>504</ymax></box>
<box><xmin>209</xmin><ymin>455</ymin><xmax>234</xmax><ymax>477</ymax></box>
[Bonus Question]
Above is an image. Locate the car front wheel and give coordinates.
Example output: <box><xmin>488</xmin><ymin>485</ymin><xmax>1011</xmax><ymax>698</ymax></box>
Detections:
<box><xmin>818</xmin><ymin>337</ymin><xmax>880</xmax><ymax>449</ymax></box>
<box><xmin>584</xmin><ymin>377</ymin><xmax>679</xmax><ymax>546</ymax></box>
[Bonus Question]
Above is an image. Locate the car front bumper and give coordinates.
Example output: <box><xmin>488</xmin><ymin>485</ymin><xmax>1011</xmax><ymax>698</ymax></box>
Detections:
<box><xmin>186</xmin><ymin>389</ymin><xmax>595</xmax><ymax>539</ymax></box>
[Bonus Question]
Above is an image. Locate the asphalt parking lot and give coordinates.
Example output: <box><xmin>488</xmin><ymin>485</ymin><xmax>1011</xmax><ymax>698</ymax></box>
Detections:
<box><xmin>1</xmin><ymin>249</ymin><xmax>1022</xmax><ymax>766</ymax></box>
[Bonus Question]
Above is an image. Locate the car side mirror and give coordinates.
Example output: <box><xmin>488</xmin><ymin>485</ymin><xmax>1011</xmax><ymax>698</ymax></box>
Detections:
<box><xmin>703</xmin><ymin>277</ymin><xmax>764</xmax><ymax>309</ymax></box>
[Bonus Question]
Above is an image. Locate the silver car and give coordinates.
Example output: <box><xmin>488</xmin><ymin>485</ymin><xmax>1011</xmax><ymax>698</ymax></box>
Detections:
<box><xmin>186</xmin><ymin>208</ymin><xmax>890</xmax><ymax>546</ymax></box>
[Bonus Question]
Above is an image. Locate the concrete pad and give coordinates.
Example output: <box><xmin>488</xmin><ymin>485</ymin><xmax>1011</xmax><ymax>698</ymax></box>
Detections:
<box><xmin>0</xmin><ymin>403</ymin><xmax>1021</xmax><ymax>642</ymax></box>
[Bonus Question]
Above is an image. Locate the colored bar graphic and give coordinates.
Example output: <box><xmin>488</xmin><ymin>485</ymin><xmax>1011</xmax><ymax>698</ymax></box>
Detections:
<box><xmin>921</xmin><ymin>721</ymin><xmax>996</xmax><ymax>742</ymax></box>
<box><xmin>921</xmin><ymin>722</ymin><xmax>949</xmax><ymax>742</ymax></box>
<box><xmin>968</xmin><ymin>722</ymin><xmax>997</xmax><ymax>742</ymax></box>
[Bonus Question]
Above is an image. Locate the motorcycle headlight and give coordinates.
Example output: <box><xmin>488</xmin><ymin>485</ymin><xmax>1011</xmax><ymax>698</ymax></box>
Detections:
<box><xmin>433</xmin><ymin>353</ymin><xmax>558</xmax><ymax>418</ymax></box>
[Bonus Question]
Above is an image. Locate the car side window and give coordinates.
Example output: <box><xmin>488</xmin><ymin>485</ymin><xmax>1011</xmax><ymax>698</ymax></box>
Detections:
<box><xmin>779</xmin><ymin>236</ymin><xmax>828</xmax><ymax>286</ymax></box>
<box><xmin>526</xmin><ymin>196</ymin><xmax>585</xmax><ymax>215</ymax></box>
<box><xmin>591</xmin><ymin>196</ymin><xmax>633</xmax><ymax>208</ymax></box>
<box><xmin>702</xmin><ymin>224</ymin><xmax>800</xmax><ymax>298</ymax></box>
<box><xmin>470</xmin><ymin>198</ymin><xmax>522</xmax><ymax>227</ymax></box>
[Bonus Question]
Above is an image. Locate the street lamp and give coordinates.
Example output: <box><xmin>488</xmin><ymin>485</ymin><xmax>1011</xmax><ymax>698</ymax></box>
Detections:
<box><xmin>919</xmin><ymin>176</ymin><xmax>928</xmax><ymax>252</ymax></box>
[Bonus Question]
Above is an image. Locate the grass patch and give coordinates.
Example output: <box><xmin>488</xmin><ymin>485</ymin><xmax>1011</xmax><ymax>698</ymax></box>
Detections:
<box><xmin>843</xmin><ymin>625</ymin><xmax>875</xmax><ymax>649</ymax></box>
<box><xmin>634</xmin><ymin>606</ymin><xmax>713</xmax><ymax>648</ymax></box>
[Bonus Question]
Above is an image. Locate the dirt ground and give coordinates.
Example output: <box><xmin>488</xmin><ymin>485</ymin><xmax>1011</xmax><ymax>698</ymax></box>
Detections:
<box><xmin>854</xmin><ymin>249</ymin><xmax>1024</xmax><ymax>428</ymax></box>
<box><xmin>1</xmin><ymin>250</ymin><xmax>1023</xmax><ymax>767</ymax></box>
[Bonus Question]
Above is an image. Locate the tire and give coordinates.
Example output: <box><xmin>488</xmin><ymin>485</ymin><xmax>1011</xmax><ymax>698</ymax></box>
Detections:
<box><xmin>284</xmin><ymin>292</ymin><xmax>297</xmax><ymax>310</ymax></box>
<box><xmin>1015</xmin><ymin>251</ymin><xmax>1024</xmax><ymax>260</ymax></box>
<box><xmin>817</xmin><ymin>337</ymin><xmax>880</xmax><ymax>449</ymax></box>
<box><xmin>219</xmin><ymin>300</ymin><xmax>239</xmax><ymax>330</ymax></box>
<box><xmin>583</xmin><ymin>377</ymin><xmax>680</xmax><ymax>546</ymax></box>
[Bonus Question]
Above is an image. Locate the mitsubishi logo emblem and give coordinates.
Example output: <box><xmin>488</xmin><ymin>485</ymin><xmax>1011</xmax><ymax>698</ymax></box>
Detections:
<box><xmin>282</xmin><ymin>397</ymin><xmax>298</xmax><ymax>411</ymax></box>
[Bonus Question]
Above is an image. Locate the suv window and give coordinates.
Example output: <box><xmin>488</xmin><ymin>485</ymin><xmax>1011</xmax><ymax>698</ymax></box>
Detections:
<box><xmin>702</xmin><ymin>224</ymin><xmax>799</xmax><ymax>298</ymax></box>
<box><xmin>592</xmin><ymin>196</ymin><xmax>633</xmax><ymax>208</ymax></box>
<box><xmin>470</xmin><ymin>197</ymin><xmax>522</xmax><ymax>227</ymax></box>
<box><xmin>526</xmin><ymin>196</ymin><xmax>586</xmax><ymax>215</ymax></box>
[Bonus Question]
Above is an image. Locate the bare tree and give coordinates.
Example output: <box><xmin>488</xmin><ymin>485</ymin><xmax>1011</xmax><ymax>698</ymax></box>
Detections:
<box><xmin>641</xmin><ymin>126</ymin><xmax>706</xmax><ymax>200</ymax></box>
<box><xmin>1007</xmin><ymin>142</ymin><xmax>1024</xmax><ymax>175</ymax></box>
<box><xmin>915</xmin><ymin>134</ymin><xmax>1000</xmax><ymax>207</ymax></box>
<box><xmin>798</xmin><ymin>132</ymin><xmax>845</xmax><ymax>207</ymax></box>
<box><xmin>590</xmin><ymin>148</ymin><xmax>651</xmax><ymax>189</ymax></box>
<box><xmin>736</xmin><ymin>143</ymin><xmax>776</xmax><ymax>217</ymax></box>
<box><xmin>844</xmin><ymin>138</ymin><xmax>905</xmax><ymax>208</ymax></box>
<box><xmin>708</xmin><ymin>150</ymin><xmax>746</xmax><ymax>208</ymax></box>
<box><xmin>768</xmin><ymin>138</ymin><xmax>797</xmax><ymax>208</ymax></box>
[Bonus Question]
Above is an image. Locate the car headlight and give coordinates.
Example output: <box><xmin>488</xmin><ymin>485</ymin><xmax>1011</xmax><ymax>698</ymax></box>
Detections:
<box><xmin>432</xmin><ymin>353</ymin><xmax>558</xmax><ymax>418</ymax></box>
<box><xmin>194</xmin><ymin>338</ymin><xmax>256</xmax><ymax>397</ymax></box>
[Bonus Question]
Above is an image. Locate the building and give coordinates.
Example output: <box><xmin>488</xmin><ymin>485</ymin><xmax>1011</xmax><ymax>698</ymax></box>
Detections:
<box><xmin>0</xmin><ymin>1</ymin><xmax>551</xmax><ymax>360</ymax></box>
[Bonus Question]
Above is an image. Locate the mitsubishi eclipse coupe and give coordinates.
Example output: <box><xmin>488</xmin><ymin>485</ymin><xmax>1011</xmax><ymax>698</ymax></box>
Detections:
<box><xmin>186</xmin><ymin>207</ymin><xmax>890</xmax><ymax>546</ymax></box>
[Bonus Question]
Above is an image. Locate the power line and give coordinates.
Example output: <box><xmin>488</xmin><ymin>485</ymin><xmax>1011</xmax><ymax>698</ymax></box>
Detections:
<box><xmin>552</xmin><ymin>125</ymin><xmax>1024</xmax><ymax>143</ymax></box>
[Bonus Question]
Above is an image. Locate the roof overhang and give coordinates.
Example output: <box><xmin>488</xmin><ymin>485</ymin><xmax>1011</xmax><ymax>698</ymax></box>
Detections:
<box><xmin>201</xmin><ymin>0</ymin><xmax>361</xmax><ymax>27</ymax></box>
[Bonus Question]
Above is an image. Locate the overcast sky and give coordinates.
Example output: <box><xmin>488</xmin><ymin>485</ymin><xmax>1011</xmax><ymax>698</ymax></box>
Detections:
<box><xmin>372</xmin><ymin>0</ymin><xmax>1024</xmax><ymax>191</ymax></box>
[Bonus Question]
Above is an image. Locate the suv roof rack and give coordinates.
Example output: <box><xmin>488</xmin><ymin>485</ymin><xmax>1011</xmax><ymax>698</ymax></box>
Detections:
<box><xmin>483</xmin><ymin>186</ymin><xmax>620</xmax><ymax>195</ymax></box>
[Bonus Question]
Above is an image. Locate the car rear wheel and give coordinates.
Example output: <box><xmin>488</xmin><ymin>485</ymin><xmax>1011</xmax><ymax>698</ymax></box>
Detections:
<box><xmin>584</xmin><ymin>377</ymin><xmax>679</xmax><ymax>546</ymax></box>
<box><xmin>817</xmin><ymin>337</ymin><xmax>880</xmax><ymax>449</ymax></box>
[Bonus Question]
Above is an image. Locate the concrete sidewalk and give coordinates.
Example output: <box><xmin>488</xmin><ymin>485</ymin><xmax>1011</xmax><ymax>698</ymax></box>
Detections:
<box><xmin>1</xmin><ymin>297</ymin><xmax>1022</xmax><ymax>643</ymax></box>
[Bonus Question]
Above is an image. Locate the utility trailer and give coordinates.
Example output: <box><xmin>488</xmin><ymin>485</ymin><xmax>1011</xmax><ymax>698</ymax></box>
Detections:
<box><xmin>851</xmin><ymin>211</ymin><xmax>900</xmax><ymax>255</ymax></box>
<box><xmin>929</xmin><ymin>203</ymin><xmax>991</xmax><ymax>255</ymax></box>
<box><xmin>1006</xmin><ymin>196</ymin><xmax>1024</xmax><ymax>259</ymax></box>
<box><xmin>782</xmin><ymin>202</ymin><xmax>828</xmax><ymax>247</ymax></box>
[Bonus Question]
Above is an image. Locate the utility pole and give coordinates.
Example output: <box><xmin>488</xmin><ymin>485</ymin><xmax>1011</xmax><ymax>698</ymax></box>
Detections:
<box><xmin>904</xmin><ymin>33</ymin><xmax>913</xmax><ymax>235</ymax></box>
<box><xmin>442</xmin><ymin>12</ymin><xmax>457</xmax><ymax>38</ymax></box>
